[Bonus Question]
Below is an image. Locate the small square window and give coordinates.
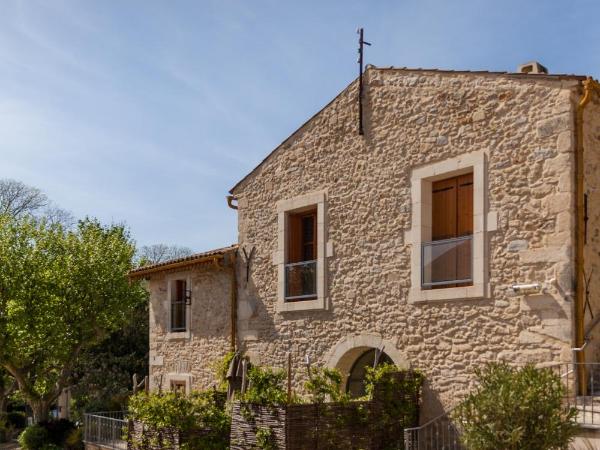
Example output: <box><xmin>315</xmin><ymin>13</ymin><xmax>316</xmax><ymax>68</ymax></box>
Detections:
<box><xmin>170</xmin><ymin>379</ymin><xmax>187</xmax><ymax>393</ymax></box>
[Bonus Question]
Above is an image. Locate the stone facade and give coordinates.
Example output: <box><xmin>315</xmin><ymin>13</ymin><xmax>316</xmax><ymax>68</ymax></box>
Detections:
<box><xmin>146</xmin><ymin>261</ymin><xmax>233</xmax><ymax>393</ymax></box>
<box><xmin>145</xmin><ymin>67</ymin><xmax>600</xmax><ymax>423</ymax></box>
<box><xmin>231</xmin><ymin>68</ymin><xmax>596</xmax><ymax>420</ymax></box>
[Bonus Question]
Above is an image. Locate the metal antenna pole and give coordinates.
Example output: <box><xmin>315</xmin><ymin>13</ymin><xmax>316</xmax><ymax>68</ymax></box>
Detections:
<box><xmin>357</xmin><ymin>27</ymin><xmax>371</xmax><ymax>135</ymax></box>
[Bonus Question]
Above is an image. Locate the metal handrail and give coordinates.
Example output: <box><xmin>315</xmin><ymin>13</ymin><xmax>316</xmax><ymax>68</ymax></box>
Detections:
<box><xmin>422</xmin><ymin>235</ymin><xmax>473</xmax><ymax>246</ymax></box>
<box><xmin>285</xmin><ymin>259</ymin><xmax>317</xmax><ymax>301</ymax></box>
<box><xmin>84</xmin><ymin>411</ymin><xmax>128</xmax><ymax>450</ymax></box>
<box><xmin>421</xmin><ymin>235</ymin><xmax>473</xmax><ymax>288</ymax></box>
<box><xmin>284</xmin><ymin>259</ymin><xmax>317</xmax><ymax>268</ymax></box>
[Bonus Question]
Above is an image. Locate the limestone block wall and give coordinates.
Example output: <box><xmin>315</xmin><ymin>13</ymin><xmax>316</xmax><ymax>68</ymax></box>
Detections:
<box><xmin>232</xmin><ymin>68</ymin><xmax>580</xmax><ymax>419</ymax></box>
<box><xmin>148</xmin><ymin>265</ymin><xmax>232</xmax><ymax>392</ymax></box>
<box><xmin>583</xmin><ymin>90</ymin><xmax>600</xmax><ymax>362</ymax></box>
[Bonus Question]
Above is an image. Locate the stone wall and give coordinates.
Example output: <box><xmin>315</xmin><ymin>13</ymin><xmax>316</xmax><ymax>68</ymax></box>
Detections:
<box><xmin>148</xmin><ymin>263</ymin><xmax>233</xmax><ymax>392</ymax></box>
<box><xmin>583</xmin><ymin>88</ymin><xmax>600</xmax><ymax>362</ymax></box>
<box><xmin>232</xmin><ymin>68</ymin><xmax>580</xmax><ymax>420</ymax></box>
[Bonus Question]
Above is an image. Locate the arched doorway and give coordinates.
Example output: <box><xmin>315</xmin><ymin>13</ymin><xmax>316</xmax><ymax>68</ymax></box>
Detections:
<box><xmin>324</xmin><ymin>334</ymin><xmax>409</xmax><ymax>396</ymax></box>
<box><xmin>346</xmin><ymin>348</ymin><xmax>393</xmax><ymax>397</ymax></box>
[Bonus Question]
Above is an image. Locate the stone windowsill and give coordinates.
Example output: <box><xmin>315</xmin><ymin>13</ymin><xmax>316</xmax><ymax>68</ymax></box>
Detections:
<box><xmin>166</xmin><ymin>331</ymin><xmax>191</xmax><ymax>340</ymax></box>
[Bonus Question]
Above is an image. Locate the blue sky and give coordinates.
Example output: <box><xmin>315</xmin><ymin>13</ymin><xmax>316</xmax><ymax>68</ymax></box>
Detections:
<box><xmin>1</xmin><ymin>0</ymin><xmax>599</xmax><ymax>251</ymax></box>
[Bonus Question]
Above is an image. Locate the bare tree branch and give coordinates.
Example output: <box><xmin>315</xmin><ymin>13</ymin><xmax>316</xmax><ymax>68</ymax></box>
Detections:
<box><xmin>0</xmin><ymin>179</ymin><xmax>48</xmax><ymax>217</ymax></box>
<box><xmin>0</xmin><ymin>178</ymin><xmax>74</xmax><ymax>227</ymax></box>
<box><xmin>137</xmin><ymin>244</ymin><xmax>193</xmax><ymax>265</ymax></box>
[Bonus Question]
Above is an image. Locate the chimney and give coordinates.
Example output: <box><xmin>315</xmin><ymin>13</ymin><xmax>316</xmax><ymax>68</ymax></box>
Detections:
<box><xmin>517</xmin><ymin>61</ymin><xmax>548</xmax><ymax>75</ymax></box>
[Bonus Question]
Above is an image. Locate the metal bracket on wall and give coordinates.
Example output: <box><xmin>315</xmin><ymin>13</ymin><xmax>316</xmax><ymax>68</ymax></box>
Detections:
<box><xmin>241</xmin><ymin>246</ymin><xmax>256</xmax><ymax>284</ymax></box>
<box><xmin>584</xmin><ymin>268</ymin><xmax>594</xmax><ymax>319</ymax></box>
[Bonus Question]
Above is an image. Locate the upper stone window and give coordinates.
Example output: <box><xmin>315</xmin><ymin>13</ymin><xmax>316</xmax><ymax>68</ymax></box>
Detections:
<box><xmin>274</xmin><ymin>191</ymin><xmax>330</xmax><ymax>313</ymax></box>
<box><xmin>285</xmin><ymin>208</ymin><xmax>317</xmax><ymax>301</ymax></box>
<box><xmin>422</xmin><ymin>173</ymin><xmax>473</xmax><ymax>289</ymax></box>
<box><xmin>407</xmin><ymin>150</ymin><xmax>496</xmax><ymax>303</ymax></box>
<box><xmin>170</xmin><ymin>279</ymin><xmax>188</xmax><ymax>331</ymax></box>
<box><xmin>166</xmin><ymin>275</ymin><xmax>191</xmax><ymax>337</ymax></box>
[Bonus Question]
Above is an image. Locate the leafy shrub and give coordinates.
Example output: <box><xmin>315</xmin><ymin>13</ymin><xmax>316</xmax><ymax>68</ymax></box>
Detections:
<box><xmin>40</xmin><ymin>418</ymin><xmax>77</xmax><ymax>446</ymax></box>
<box><xmin>128</xmin><ymin>390</ymin><xmax>230</xmax><ymax>450</ymax></box>
<box><xmin>305</xmin><ymin>367</ymin><xmax>350</xmax><ymax>404</ymax></box>
<box><xmin>213</xmin><ymin>351</ymin><xmax>236</xmax><ymax>391</ymax></box>
<box><xmin>6</xmin><ymin>411</ymin><xmax>27</xmax><ymax>429</ymax></box>
<box><xmin>255</xmin><ymin>426</ymin><xmax>277</xmax><ymax>450</ymax></box>
<box><xmin>455</xmin><ymin>363</ymin><xmax>578</xmax><ymax>450</ymax></box>
<box><xmin>241</xmin><ymin>366</ymin><xmax>288</xmax><ymax>406</ymax></box>
<box><xmin>65</xmin><ymin>427</ymin><xmax>84</xmax><ymax>450</ymax></box>
<box><xmin>39</xmin><ymin>444</ymin><xmax>62</xmax><ymax>450</ymax></box>
<box><xmin>18</xmin><ymin>424</ymin><xmax>49</xmax><ymax>449</ymax></box>
<box><xmin>0</xmin><ymin>415</ymin><xmax>8</xmax><ymax>443</ymax></box>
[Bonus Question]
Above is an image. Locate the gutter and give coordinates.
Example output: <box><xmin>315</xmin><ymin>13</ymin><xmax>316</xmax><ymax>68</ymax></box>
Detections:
<box><xmin>214</xmin><ymin>254</ymin><xmax>238</xmax><ymax>351</ymax></box>
<box><xmin>575</xmin><ymin>77</ymin><xmax>600</xmax><ymax>395</ymax></box>
<box><xmin>229</xmin><ymin>252</ymin><xmax>238</xmax><ymax>351</ymax></box>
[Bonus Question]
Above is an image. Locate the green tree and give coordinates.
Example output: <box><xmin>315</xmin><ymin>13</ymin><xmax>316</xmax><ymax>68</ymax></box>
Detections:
<box><xmin>0</xmin><ymin>370</ymin><xmax>16</xmax><ymax>415</ymax></box>
<box><xmin>69</xmin><ymin>299</ymin><xmax>149</xmax><ymax>416</ymax></box>
<box><xmin>0</xmin><ymin>214</ymin><xmax>147</xmax><ymax>422</ymax></box>
<box><xmin>455</xmin><ymin>363</ymin><xmax>578</xmax><ymax>450</ymax></box>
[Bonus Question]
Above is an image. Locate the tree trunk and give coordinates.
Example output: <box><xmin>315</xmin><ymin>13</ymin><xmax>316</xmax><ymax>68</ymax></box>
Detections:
<box><xmin>30</xmin><ymin>399</ymin><xmax>51</xmax><ymax>423</ymax></box>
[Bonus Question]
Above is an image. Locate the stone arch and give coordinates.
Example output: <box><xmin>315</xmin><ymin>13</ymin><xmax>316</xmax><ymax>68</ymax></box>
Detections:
<box><xmin>324</xmin><ymin>333</ymin><xmax>408</xmax><ymax>387</ymax></box>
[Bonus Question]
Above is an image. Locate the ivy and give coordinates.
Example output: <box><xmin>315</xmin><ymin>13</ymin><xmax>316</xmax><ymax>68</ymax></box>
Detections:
<box><xmin>241</xmin><ymin>366</ymin><xmax>288</xmax><ymax>407</ymax></box>
<box><xmin>304</xmin><ymin>367</ymin><xmax>350</xmax><ymax>404</ymax></box>
<box><xmin>128</xmin><ymin>390</ymin><xmax>230</xmax><ymax>450</ymax></box>
<box><xmin>212</xmin><ymin>351</ymin><xmax>236</xmax><ymax>392</ymax></box>
<box><xmin>255</xmin><ymin>426</ymin><xmax>277</xmax><ymax>450</ymax></box>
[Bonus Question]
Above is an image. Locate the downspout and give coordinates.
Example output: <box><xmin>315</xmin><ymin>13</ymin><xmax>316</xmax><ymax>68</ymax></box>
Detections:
<box><xmin>226</xmin><ymin>195</ymin><xmax>239</xmax><ymax>350</ymax></box>
<box><xmin>575</xmin><ymin>77</ymin><xmax>600</xmax><ymax>394</ymax></box>
<box><xmin>229</xmin><ymin>251</ymin><xmax>238</xmax><ymax>351</ymax></box>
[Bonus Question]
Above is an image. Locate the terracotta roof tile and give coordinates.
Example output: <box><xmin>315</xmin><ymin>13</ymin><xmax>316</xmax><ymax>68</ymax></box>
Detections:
<box><xmin>129</xmin><ymin>244</ymin><xmax>238</xmax><ymax>278</ymax></box>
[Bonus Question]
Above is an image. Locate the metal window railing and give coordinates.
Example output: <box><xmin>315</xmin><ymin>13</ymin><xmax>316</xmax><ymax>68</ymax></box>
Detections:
<box><xmin>171</xmin><ymin>300</ymin><xmax>187</xmax><ymax>331</ymax></box>
<box><xmin>83</xmin><ymin>411</ymin><xmax>128</xmax><ymax>450</ymax></box>
<box><xmin>421</xmin><ymin>235</ymin><xmax>473</xmax><ymax>288</ymax></box>
<box><xmin>285</xmin><ymin>260</ymin><xmax>317</xmax><ymax>301</ymax></box>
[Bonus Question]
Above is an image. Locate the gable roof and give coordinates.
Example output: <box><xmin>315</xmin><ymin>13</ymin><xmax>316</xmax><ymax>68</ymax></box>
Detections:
<box><xmin>129</xmin><ymin>244</ymin><xmax>238</xmax><ymax>278</ymax></box>
<box><xmin>229</xmin><ymin>65</ymin><xmax>587</xmax><ymax>194</ymax></box>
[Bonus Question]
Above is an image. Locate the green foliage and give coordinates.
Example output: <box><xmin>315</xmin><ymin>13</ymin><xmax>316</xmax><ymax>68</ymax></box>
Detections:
<box><xmin>69</xmin><ymin>299</ymin><xmax>149</xmax><ymax>419</ymax></box>
<box><xmin>0</xmin><ymin>214</ymin><xmax>147</xmax><ymax>420</ymax></box>
<box><xmin>40</xmin><ymin>445</ymin><xmax>62</xmax><ymax>450</ymax></box>
<box><xmin>18</xmin><ymin>424</ymin><xmax>49</xmax><ymax>449</ymax></box>
<box><xmin>128</xmin><ymin>390</ymin><xmax>230</xmax><ymax>450</ymax></box>
<box><xmin>364</xmin><ymin>364</ymin><xmax>424</xmax><ymax>450</ymax></box>
<box><xmin>64</xmin><ymin>427</ymin><xmax>84</xmax><ymax>450</ymax></box>
<box><xmin>455</xmin><ymin>363</ymin><xmax>579</xmax><ymax>450</ymax></box>
<box><xmin>213</xmin><ymin>351</ymin><xmax>236</xmax><ymax>391</ymax></box>
<box><xmin>40</xmin><ymin>419</ymin><xmax>77</xmax><ymax>447</ymax></box>
<box><xmin>6</xmin><ymin>411</ymin><xmax>26</xmax><ymax>429</ymax></box>
<box><xmin>242</xmin><ymin>367</ymin><xmax>288</xmax><ymax>406</ymax></box>
<box><xmin>255</xmin><ymin>426</ymin><xmax>277</xmax><ymax>450</ymax></box>
<box><xmin>305</xmin><ymin>367</ymin><xmax>350</xmax><ymax>404</ymax></box>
